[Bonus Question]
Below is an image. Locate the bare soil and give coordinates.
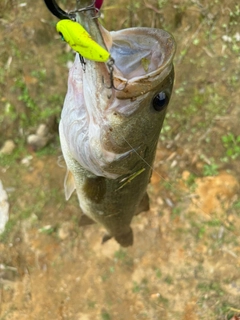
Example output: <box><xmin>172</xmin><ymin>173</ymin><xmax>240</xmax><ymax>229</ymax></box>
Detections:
<box><xmin>0</xmin><ymin>0</ymin><xmax>240</xmax><ymax>319</ymax></box>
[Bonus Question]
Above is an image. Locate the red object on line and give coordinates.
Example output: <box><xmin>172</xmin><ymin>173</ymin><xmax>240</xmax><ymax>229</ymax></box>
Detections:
<box><xmin>95</xmin><ymin>0</ymin><xmax>104</xmax><ymax>9</ymax></box>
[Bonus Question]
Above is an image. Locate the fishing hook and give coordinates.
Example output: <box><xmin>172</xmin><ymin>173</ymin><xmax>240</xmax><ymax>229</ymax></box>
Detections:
<box><xmin>69</xmin><ymin>0</ymin><xmax>100</xmax><ymax>19</ymax></box>
<box><xmin>104</xmin><ymin>58</ymin><xmax>128</xmax><ymax>91</ymax></box>
<box><xmin>43</xmin><ymin>0</ymin><xmax>125</xmax><ymax>91</ymax></box>
<box><xmin>43</xmin><ymin>0</ymin><xmax>99</xmax><ymax>20</ymax></box>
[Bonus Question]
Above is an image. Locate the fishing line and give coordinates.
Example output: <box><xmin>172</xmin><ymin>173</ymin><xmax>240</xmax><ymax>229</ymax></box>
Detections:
<box><xmin>117</xmin><ymin>124</ymin><xmax>234</xmax><ymax>224</ymax></box>
<box><xmin>86</xmin><ymin>60</ymin><xmax>234</xmax><ymax>224</ymax></box>
<box><xmin>116</xmin><ymin>129</ymin><xmax>239</xmax><ymax>260</ymax></box>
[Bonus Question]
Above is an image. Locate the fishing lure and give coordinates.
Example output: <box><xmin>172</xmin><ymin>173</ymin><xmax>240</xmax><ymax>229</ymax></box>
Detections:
<box><xmin>56</xmin><ymin>19</ymin><xmax>110</xmax><ymax>62</ymax></box>
<box><xmin>94</xmin><ymin>0</ymin><xmax>104</xmax><ymax>9</ymax></box>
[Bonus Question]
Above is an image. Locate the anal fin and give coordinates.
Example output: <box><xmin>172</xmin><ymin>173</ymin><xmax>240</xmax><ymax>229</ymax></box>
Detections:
<box><xmin>102</xmin><ymin>234</ymin><xmax>112</xmax><ymax>244</ymax></box>
<box><xmin>79</xmin><ymin>214</ymin><xmax>96</xmax><ymax>226</ymax></box>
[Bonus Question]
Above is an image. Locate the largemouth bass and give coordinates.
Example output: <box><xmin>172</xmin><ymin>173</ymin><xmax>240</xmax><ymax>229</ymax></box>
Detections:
<box><xmin>58</xmin><ymin>11</ymin><xmax>175</xmax><ymax>247</ymax></box>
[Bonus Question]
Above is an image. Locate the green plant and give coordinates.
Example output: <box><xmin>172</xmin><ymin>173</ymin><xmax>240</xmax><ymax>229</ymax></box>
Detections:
<box><xmin>164</xmin><ymin>275</ymin><xmax>173</xmax><ymax>284</ymax></box>
<box><xmin>16</xmin><ymin>79</ymin><xmax>37</xmax><ymax>111</ymax></box>
<box><xmin>31</xmin><ymin>69</ymin><xmax>46</xmax><ymax>83</ymax></box>
<box><xmin>114</xmin><ymin>249</ymin><xmax>127</xmax><ymax>261</ymax></box>
<box><xmin>221</xmin><ymin>133</ymin><xmax>240</xmax><ymax>160</ymax></box>
<box><xmin>87</xmin><ymin>300</ymin><xmax>96</xmax><ymax>309</ymax></box>
<box><xmin>203</xmin><ymin>162</ymin><xmax>219</xmax><ymax>176</ymax></box>
<box><xmin>101</xmin><ymin>310</ymin><xmax>111</xmax><ymax>320</ymax></box>
<box><xmin>38</xmin><ymin>225</ymin><xmax>55</xmax><ymax>235</ymax></box>
<box><xmin>185</xmin><ymin>173</ymin><xmax>197</xmax><ymax>187</ymax></box>
<box><xmin>155</xmin><ymin>268</ymin><xmax>162</xmax><ymax>279</ymax></box>
<box><xmin>0</xmin><ymin>219</ymin><xmax>16</xmax><ymax>242</ymax></box>
<box><xmin>132</xmin><ymin>281</ymin><xmax>141</xmax><ymax>293</ymax></box>
<box><xmin>233</xmin><ymin>200</ymin><xmax>240</xmax><ymax>210</ymax></box>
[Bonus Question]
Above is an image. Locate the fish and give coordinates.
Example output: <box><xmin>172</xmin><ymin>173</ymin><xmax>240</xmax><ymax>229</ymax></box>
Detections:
<box><xmin>59</xmin><ymin>12</ymin><xmax>176</xmax><ymax>247</ymax></box>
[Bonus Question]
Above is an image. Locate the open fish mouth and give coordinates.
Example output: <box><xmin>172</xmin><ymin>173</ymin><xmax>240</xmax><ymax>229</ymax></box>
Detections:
<box><xmin>109</xmin><ymin>27</ymin><xmax>175</xmax><ymax>98</ymax></box>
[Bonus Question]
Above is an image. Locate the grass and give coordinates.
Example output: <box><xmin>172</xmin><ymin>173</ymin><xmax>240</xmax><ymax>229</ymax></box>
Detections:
<box><xmin>38</xmin><ymin>225</ymin><xmax>56</xmax><ymax>235</ymax></box>
<box><xmin>203</xmin><ymin>162</ymin><xmax>219</xmax><ymax>176</ymax></box>
<box><xmin>114</xmin><ymin>249</ymin><xmax>127</xmax><ymax>261</ymax></box>
<box><xmin>113</xmin><ymin>249</ymin><xmax>133</xmax><ymax>268</ymax></box>
<box><xmin>0</xmin><ymin>145</ymin><xmax>25</xmax><ymax>166</ymax></box>
<box><xmin>0</xmin><ymin>219</ymin><xmax>16</xmax><ymax>243</ymax></box>
<box><xmin>132</xmin><ymin>278</ymin><xmax>149</xmax><ymax>294</ymax></box>
<box><xmin>155</xmin><ymin>268</ymin><xmax>162</xmax><ymax>279</ymax></box>
<box><xmin>16</xmin><ymin>78</ymin><xmax>38</xmax><ymax>111</ymax></box>
<box><xmin>233</xmin><ymin>200</ymin><xmax>240</xmax><ymax>210</ymax></box>
<box><xmin>0</xmin><ymin>145</ymin><xmax>67</xmax><ymax>243</ymax></box>
<box><xmin>0</xmin><ymin>0</ymin><xmax>240</xmax><ymax>319</ymax></box>
<box><xmin>87</xmin><ymin>300</ymin><xmax>96</xmax><ymax>309</ymax></box>
<box><xmin>101</xmin><ymin>311</ymin><xmax>111</xmax><ymax>320</ymax></box>
<box><xmin>221</xmin><ymin>133</ymin><xmax>240</xmax><ymax>160</ymax></box>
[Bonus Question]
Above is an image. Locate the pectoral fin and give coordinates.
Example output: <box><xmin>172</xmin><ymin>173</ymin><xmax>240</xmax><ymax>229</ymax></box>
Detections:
<box><xmin>64</xmin><ymin>170</ymin><xmax>76</xmax><ymax>200</ymax></box>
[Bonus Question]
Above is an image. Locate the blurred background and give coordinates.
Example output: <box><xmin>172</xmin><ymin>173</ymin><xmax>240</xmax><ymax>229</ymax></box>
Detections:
<box><xmin>0</xmin><ymin>0</ymin><xmax>239</xmax><ymax>319</ymax></box>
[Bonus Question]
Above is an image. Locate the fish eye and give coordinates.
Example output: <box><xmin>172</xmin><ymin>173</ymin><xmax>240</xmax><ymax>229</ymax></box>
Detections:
<box><xmin>152</xmin><ymin>91</ymin><xmax>169</xmax><ymax>111</ymax></box>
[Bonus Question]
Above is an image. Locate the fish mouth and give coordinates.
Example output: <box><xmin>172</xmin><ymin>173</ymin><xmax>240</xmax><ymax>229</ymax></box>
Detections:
<box><xmin>110</xmin><ymin>27</ymin><xmax>176</xmax><ymax>99</ymax></box>
<box><xmin>75</xmin><ymin>12</ymin><xmax>175</xmax><ymax>100</ymax></box>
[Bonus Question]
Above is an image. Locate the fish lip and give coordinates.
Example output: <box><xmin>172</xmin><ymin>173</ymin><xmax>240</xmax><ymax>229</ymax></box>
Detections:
<box><xmin>114</xmin><ymin>65</ymin><xmax>174</xmax><ymax>100</ymax></box>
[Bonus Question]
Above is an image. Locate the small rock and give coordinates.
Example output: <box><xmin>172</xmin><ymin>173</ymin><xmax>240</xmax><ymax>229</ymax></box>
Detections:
<box><xmin>132</xmin><ymin>267</ymin><xmax>145</xmax><ymax>283</ymax></box>
<box><xmin>67</xmin><ymin>60</ymin><xmax>74</xmax><ymax>69</ymax></box>
<box><xmin>58</xmin><ymin>222</ymin><xmax>74</xmax><ymax>240</ymax></box>
<box><xmin>27</xmin><ymin>123</ymin><xmax>52</xmax><ymax>151</ymax></box>
<box><xmin>21</xmin><ymin>155</ymin><xmax>33</xmax><ymax>166</ymax></box>
<box><xmin>93</xmin><ymin>237</ymin><xmax>120</xmax><ymax>258</ymax></box>
<box><xmin>150</xmin><ymin>293</ymin><xmax>161</xmax><ymax>299</ymax></box>
<box><xmin>0</xmin><ymin>180</ymin><xmax>9</xmax><ymax>234</ymax></box>
<box><xmin>182</xmin><ymin>170</ymin><xmax>190</xmax><ymax>180</ymax></box>
<box><xmin>27</xmin><ymin>134</ymin><xmax>49</xmax><ymax>150</ymax></box>
<box><xmin>36</xmin><ymin>124</ymin><xmax>48</xmax><ymax>137</ymax></box>
<box><xmin>76</xmin><ymin>313</ymin><xmax>91</xmax><ymax>320</ymax></box>
<box><xmin>222</xmin><ymin>35</ymin><xmax>232</xmax><ymax>42</ymax></box>
<box><xmin>0</xmin><ymin>140</ymin><xmax>15</xmax><ymax>155</ymax></box>
<box><xmin>234</xmin><ymin>32</ymin><xmax>240</xmax><ymax>41</ymax></box>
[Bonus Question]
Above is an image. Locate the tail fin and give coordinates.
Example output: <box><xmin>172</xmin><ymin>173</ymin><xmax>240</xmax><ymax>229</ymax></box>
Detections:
<box><xmin>115</xmin><ymin>228</ymin><xmax>133</xmax><ymax>247</ymax></box>
<box><xmin>102</xmin><ymin>228</ymin><xmax>134</xmax><ymax>247</ymax></box>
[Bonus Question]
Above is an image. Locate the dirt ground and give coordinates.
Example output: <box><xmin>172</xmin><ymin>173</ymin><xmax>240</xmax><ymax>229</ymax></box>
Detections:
<box><xmin>0</xmin><ymin>0</ymin><xmax>240</xmax><ymax>319</ymax></box>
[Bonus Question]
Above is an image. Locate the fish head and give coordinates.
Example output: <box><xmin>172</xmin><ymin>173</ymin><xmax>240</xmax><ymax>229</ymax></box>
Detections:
<box><xmin>104</xmin><ymin>27</ymin><xmax>175</xmax><ymax>167</ymax></box>
<box><xmin>60</xmin><ymin>22</ymin><xmax>175</xmax><ymax>179</ymax></box>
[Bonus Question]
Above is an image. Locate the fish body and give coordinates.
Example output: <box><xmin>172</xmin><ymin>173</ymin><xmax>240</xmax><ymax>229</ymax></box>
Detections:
<box><xmin>59</xmin><ymin>16</ymin><xmax>175</xmax><ymax>246</ymax></box>
<box><xmin>56</xmin><ymin>19</ymin><xmax>110</xmax><ymax>62</ymax></box>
